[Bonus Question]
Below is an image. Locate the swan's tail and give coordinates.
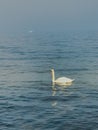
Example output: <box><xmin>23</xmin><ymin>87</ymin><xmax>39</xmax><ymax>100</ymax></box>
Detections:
<box><xmin>71</xmin><ymin>79</ymin><xmax>75</xmax><ymax>82</ymax></box>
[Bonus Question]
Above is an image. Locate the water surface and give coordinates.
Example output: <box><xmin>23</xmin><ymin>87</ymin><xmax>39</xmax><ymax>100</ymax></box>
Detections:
<box><xmin>0</xmin><ymin>31</ymin><xmax>98</xmax><ymax>130</ymax></box>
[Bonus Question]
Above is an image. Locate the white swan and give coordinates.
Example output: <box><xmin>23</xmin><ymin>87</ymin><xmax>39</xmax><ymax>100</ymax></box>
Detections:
<box><xmin>51</xmin><ymin>69</ymin><xmax>74</xmax><ymax>86</ymax></box>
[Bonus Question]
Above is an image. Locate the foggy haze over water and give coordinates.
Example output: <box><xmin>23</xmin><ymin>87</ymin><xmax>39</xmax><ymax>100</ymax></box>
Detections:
<box><xmin>0</xmin><ymin>0</ymin><xmax>98</xmax><ymax>34</ymax></box>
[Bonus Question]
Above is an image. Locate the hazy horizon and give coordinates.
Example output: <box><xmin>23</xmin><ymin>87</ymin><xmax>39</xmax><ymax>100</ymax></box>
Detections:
<box><xmin>0</xmin><ymin>0</ymin><xmax>98</xmax><ymax>34</ymax></box>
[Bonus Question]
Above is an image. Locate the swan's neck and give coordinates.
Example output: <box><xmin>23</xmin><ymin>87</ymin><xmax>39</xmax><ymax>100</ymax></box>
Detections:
<box><xmin>51</xmin><ymin>69</ymin><xmax>55</xmax><ymax>83</ymax></box>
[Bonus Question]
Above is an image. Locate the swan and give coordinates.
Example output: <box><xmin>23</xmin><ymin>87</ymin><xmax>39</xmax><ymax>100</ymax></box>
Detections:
<box><xmin>51</xmin><ymin>69</ymin><xmax>74</xmax><ymax>86</ymax></box>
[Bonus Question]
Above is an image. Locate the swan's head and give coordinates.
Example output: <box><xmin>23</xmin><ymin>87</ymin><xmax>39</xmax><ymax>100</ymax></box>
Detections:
<box><xmin>51</xmin><ymin>69</ymin><xmax>54</xmax><ymax>72</ymax></box>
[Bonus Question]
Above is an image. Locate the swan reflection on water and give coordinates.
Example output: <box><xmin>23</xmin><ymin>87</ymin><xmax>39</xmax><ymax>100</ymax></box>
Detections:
<box><xmin>51</xmin><ymin>83</ymin><xmax>73</xmax><ymax>107</ymax></box>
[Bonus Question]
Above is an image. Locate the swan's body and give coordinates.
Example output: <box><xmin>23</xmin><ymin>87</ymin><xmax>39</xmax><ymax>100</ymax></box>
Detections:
<box><xmin>51</xmin><ymin>69</ymin><xmax>74</xmax><ymax>86</ymax></box>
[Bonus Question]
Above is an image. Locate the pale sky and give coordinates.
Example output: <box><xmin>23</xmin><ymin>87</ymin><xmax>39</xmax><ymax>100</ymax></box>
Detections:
<box><xmin>0</xmin><ymin>0</ymin><xmax>98</xmax><ymax>33</ymax></box>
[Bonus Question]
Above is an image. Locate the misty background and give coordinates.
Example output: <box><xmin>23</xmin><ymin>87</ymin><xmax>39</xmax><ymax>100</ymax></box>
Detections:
<box><xmin>0</xmin><ymin>0</ymin><xmax>98</xmax><ymax>34</ymax></box>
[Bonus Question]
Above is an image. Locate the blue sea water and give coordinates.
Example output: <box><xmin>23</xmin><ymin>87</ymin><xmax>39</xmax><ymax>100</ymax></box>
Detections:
<box><xmin>0</xmin><ymin>31</ymin><xmax>98</xmax><ymax>130</ymax></box>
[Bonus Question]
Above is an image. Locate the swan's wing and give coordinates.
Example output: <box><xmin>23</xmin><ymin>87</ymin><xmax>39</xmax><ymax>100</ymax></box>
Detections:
<box><xmin>55</xmin><ymin>77</ymin><xmax>74</xmax><ymax>83</ymax></box>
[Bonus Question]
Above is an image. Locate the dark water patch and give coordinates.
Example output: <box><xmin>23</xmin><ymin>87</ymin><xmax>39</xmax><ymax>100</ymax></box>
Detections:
<box><xmin>57</xmin><ymin>68</ymin><xmax>89</xmax><ymax>72</ymax></box>
<box><xmin>41</xmin><ymin>94</ymin><xmax>80</xmax><ymax>103</ymax></box>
